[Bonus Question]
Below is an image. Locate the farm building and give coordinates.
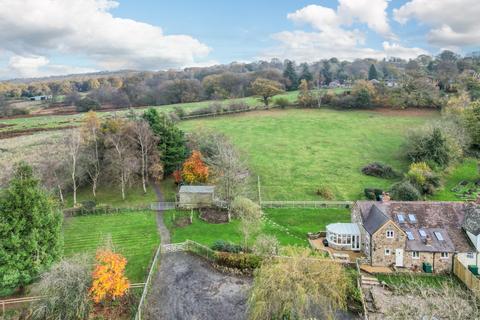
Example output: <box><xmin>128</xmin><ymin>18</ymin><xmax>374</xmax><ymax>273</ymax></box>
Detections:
<box><xmin>29</xmin><ymin>95</ymin><xmax>52</xmax><ymax>101</ymax></box>
<box><xmin>178</xmin><ymin>185</ymin><xmax>215</xmax><ymax>209</ymax></box>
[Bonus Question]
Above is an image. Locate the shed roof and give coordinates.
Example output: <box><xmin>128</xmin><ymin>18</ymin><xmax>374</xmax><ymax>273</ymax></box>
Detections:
<box><xmin>179</xmin><ymin>185</ymin><xmax>215</xmax><ymax>194</ymax></box>
<box><xmin>327</xmin><ymin>223</ymin><xmax>360</xmax><ymax>235</ymax></box>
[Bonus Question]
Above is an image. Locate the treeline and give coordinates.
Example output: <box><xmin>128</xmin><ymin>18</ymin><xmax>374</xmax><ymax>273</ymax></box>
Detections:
<box><xmin>1</xmin><ymin>50</ymin><xmax>480</xmax><ymax>112</ymax></box>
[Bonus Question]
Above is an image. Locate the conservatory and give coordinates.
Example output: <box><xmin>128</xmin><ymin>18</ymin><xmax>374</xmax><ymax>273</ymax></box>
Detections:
<box><xmin>326</xmin><ymin>223</ymin><xmax>361</xmax><ymax>251</ymax></box>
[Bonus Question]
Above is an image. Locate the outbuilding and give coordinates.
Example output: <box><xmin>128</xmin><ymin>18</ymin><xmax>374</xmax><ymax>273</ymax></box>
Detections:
<box><xmin>326</xmin><ymin>223</ymin><xmax>361</xmax><ymax>251</ymax></box>
<box><xmin>178</xmin><ymin>185</ymin><xmax>215</xmax><ymax>209</ymax></box>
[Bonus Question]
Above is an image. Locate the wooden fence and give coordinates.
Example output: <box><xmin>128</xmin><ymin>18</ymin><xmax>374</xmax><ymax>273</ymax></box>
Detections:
<box><xmin>134</xmin><ymin>245</ymin><xmax>162</xmax><ymax>320</ymax></box>
<box><xmin>453</xmin><ymin>256</ymin><xmax>480</xmax><ymax>297</ymax></box>
<box><xmin>149</xmin><ymin>202</ymin><xmax>176</xmax><ymax>210</ymax></box>
<box><xmin>260</xmin><ymin>200</ymin><xmax>353</xmax><ymax>209</ymax></box>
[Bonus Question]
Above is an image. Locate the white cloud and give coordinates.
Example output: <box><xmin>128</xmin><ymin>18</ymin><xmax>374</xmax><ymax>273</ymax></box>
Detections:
<box><xmin>394</xmin><ymin>0</ymin><xmax>480</xmax><ymax>47</ymax></box>
<box><xmin>338</xmin><ymin>0</ymin><xmax>392</xmax><ymax>37</ymax></box>
<box><xmin>0</xmin><ymin>0</ymin><xmax>211</xmax><ymax>78</ymax></box>
<box><xmin>2</xmin><ymin>55</ymin><xmax>96</xmax><ymax>79</ymax></box>
<box><xmin>264</xmin><ymin>2</ymin><xmax>427</xmax><ymax>62</ymax></box>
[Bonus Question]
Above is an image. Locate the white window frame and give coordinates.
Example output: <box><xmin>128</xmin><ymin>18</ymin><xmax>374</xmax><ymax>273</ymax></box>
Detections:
<box><xmin>440</xmin><ymin>252</ymin><xmax>449</xmax><ymax>259</ymax></box>
<box><xmin>384</xmin><ymin>248</ymin><xmax>391</xmax><ymax>256</ymax></box>
<box><xmin>467</xmin><ymin>252</ymin><xmax>475</xmax><ymax>259</ymax></box>
<box><xmin>386</xmin><ymin>230</ymin><xmax>394</xmax><ymax>239</ymax></box>
<box><xmin>412</xmin><ymin>251</ymin><xmax>420</xmax><ymax>259</ymax></box>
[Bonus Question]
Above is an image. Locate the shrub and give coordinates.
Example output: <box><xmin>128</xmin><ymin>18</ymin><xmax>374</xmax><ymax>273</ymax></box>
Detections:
<box><xmin>215</xmin><ymin>252</ymin><xmax>262</xmax><ymax>270</ymax></box>
<box><xmin>75</xmin><ymin>97</ymin><xmax>100</xmax><ymax>112</ymax></box>
<box><xmin>173</xmin><ymin>106</ymin><xmax>186</xmax><ymax>118</ymax></box>
<box><xmin>361</xmin><ymin>162</ymin><xmax>398</xmax><ymax>179</ymax></box>
<box><xmin>31</xmin><ymin>255</ymin><xmax>92</xmax><ymax>320</ymax></box>
<box><xmin>364</xmin><ymin>188</ymin><xmax>384</xmax><ymax>200</ymax></box>
<box><xmin>211</xmin><ymin>240</ymin><xmax>244</xmax><ymax>253</ymax></box>
<box><xmin>273</xmin><ymin>97</ymin><xmax>289</xmax><ymax>109</ymax></box>
<box><xmin>253</xmin><ymin>235</ymin><xmax>279</xmax><ymax>257</ymax></box>
<box><xmin>316</xmin><ymin>185</ymin><xmax>334</xmax><ymax>200</ymax></box>
<box><xmin>405</xmin><ymin>127</ymin><xmax>452</xmax><ymax>168</ymax></box>
<box><xmin>405</xmin><ymin>162</ymin><xmax>441</xmax><ymax>195</ymax></box>
<box><xmin>390</xmin><ymin>181</ymin><xmax>421</xmax><ymax>201</ymax></box>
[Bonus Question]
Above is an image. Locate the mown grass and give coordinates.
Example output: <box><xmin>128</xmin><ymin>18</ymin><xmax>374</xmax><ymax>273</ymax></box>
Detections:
<box><xmin>0</xmin><ymin>90</ymin><xmax>301</xmax><ymax>133</ymax></box>
<box><xmin>63</xmin><ymin>211</ymin><xmax>159</xmax><ymax>282</ymax></box>
<box><xmin>180</xmin><ymin>108</ymin><xmax>436</xmax><ymax>200</ymax></box>
<box><xmin>430</xmin><ymin>158</ymin><xmax>479</xmax><ymax>201</ymax></box>
<box><xmin>164</xmin><ymin>207</ymin><xmax>350</xmax><ymax>247</ymax></box>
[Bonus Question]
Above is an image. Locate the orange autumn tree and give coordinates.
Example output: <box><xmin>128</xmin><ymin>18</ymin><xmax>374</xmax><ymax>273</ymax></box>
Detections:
<box><xmin>90</xmin><ymin>250</ymin><xmax>130</xmax><ymax>303</ymax></box>
<box><xmin>182</xmin><ymin>150</ymin><xmax>209</xmax><ymax>184</ymax></box>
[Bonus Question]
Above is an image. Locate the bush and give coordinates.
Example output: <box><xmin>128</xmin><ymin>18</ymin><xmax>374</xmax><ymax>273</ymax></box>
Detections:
<box><xmin>31</xmin><ymin>255</ymin><xmax>92</xmax><ymax>320</ymax></box>
<box><xmin>364</xmin><ymin>188</ymin><xmax>384</xmax><ymax>200</ymax></box>
<box><xmin>361</xmin><ymin>162</ymin><xmax>398</xmax><ymax>179</ymax></box>
<box><xmin>75</xmin><ymin>97</ymin><xmax>100</xmax><ymax>112</ymax></box>
<box><xmin>173</xmin><ymin>106</ymin><xmax>186</xmax><ymax>118</ymax></box>
<box><xmin>405</xmin><ymin>127</ymin><xmax>452</xmax><ymax>168</ymax></box>
<box><xmin>253</xmin><ymin>235</ymin><xmax>279</xmax><ymax>257</ymax></box>
<box><xmin>390</xmin><ymin>181</ymin><xmax>421</xmax><ymax>201</ymax></box>
<box><xmin>405</xmin><ymin>162</ymin><xmax>441</xmax><ymax>195</ymax></box>
<box><xmin>211</xmin><ymin>240</ymin><xmax>244</xmax><ymax>253</ymax></box>
<box><xmin>215</xmin><ymin>252</ymin><xmax>262</xmax><ymax>270</ymax></box>
<box><xmin>273</xmin><ymin>97</ymin><xmax>289</xmax><ymax>109</ymax></box>
<box><xmin>316</xmin><ymin>185</ymin><xmax>334</xmax><ymax>200</ymax></box>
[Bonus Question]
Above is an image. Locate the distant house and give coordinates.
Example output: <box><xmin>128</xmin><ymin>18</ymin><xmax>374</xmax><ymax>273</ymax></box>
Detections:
<box><xmin>29</xmin><ymin>95</ymin><xmax>52</xmax><ymax>101</ymax></box>
<box><xmin>328</xmin><ymin>80</ymin><xmax>341</xmax><ymax>88</ymax></box>
<box><xmin>178</xmin><ymin>185</ymin><xmax>215</xmax><ymax>209</ymax></box>
<box><xmin>350</xmin><ymin>201</ymin><xmax>475</xmax><ymax>273</ymax></box>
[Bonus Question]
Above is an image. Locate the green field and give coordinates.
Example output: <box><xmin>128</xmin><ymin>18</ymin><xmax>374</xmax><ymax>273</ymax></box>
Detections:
<box><xmin>180</xmin><ymin>108</ymin><xmax>436</xmax><ymax>200</ymax></box>
<box><xmin>430</xmin><ymin>158</ymin><xmax>479</xmax><ymax>201</ymax></box>
<box><xmin>0</xmin><ymin>90</ymin><xmax>301</xmax><ymax>133</ymax></box>
<box><xmin>164</xmin><ymin>208</ymin><xmax>350</xmax><ymax>247</ymax></box>
<box><xmin>63</xmin><ymin>211</ymin><xmax>160</xmax><ymax>282</ymax></box>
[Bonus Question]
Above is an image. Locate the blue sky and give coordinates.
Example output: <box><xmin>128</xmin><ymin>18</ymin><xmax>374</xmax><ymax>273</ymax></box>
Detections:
<box><xmin>0</xmin><ymin>0</ymin><xmax>479</xmax><ymax>79</ymax></box>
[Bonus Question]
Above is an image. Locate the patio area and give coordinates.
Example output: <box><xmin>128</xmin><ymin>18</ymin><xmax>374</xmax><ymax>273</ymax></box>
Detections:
<box><xmin>309</xmin><ymin>237</ymin><xmax>365</xmax><ymax>263</ymax></box>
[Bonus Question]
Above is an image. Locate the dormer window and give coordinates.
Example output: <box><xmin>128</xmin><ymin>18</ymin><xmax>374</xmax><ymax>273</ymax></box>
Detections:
<box><xmin>386</xmin><ymin>230</ymin><xmax>394</xmax><ymax>238</ymax></box>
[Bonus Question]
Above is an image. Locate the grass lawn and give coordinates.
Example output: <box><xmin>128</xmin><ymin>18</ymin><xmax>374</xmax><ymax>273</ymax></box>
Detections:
<box><xmin>164</xmin><ymin>207</ymin><xmax>350</xmax><ymax>247</ymax></box>
<box><xmin>430</xmin><ymin>158</ymin><xmax>479</xmax><ymax>201</ymax></box>
<box><xmin>65</xmin><ymin>184</ymin><xmax>157</xmax><ymax>208</ymax></box>
<box><xmin>63</xmin><ymin>211</ymin><xmax>159</xmax><ymax>282</ymax></box>
<box><xmin>376</xmin><ymin>274</ymin><xmax>459</xmax><ymax>289</ymax></box>
<box><xmin>180</xmin><ymin>108</ymin><xmax>435</xmax><ymax>200</ymax></box>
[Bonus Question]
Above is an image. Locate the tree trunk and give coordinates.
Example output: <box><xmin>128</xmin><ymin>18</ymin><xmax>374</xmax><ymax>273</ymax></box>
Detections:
<box><xmin>92</xmin><ymin>179</ymin><xmax>97</xmax><ymax>198</ymax></box>
<box><xmin>141</xmin><ymin>145</ymin><xmax>147</xmax><ymax>194</ymax></box>
<box><xmin>121</xmin><ymin>172</ymin><xmax>126</xmax><ymax>200</ymax></box>
<box><xmin>58</xmin><ymin>185</ymin><xmax>64</xmax><ymax>203</ymax></box>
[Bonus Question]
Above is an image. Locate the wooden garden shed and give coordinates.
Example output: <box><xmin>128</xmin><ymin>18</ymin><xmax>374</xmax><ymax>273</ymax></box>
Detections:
<box><xmin>178</xmin><ymin>185</ymin><xmax>215</xmax><ymax>209</ymax></box>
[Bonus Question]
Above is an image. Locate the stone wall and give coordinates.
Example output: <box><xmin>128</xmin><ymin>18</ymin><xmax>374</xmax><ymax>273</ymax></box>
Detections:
<box><xmin>371</xmin><ymin>221</ymin><xmax>406</xmax><ymax>267</ymax></box>
<box><xmin>402</xmin><ymin>251</ymin><xmax>452</xmax><ymax>273</ymax></box>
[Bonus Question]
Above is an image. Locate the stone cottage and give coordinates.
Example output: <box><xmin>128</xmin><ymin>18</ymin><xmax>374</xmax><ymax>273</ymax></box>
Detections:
<box><xmin>350</xmin><ymin>201</ymin><xmax>476</xmax><ymax>273</ymax></box>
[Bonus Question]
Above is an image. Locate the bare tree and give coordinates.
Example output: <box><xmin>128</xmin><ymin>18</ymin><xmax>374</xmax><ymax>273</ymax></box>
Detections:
<box><xmin>38</xmin><ymin>147</ymin><xmax>69</xmax><ymax>203</ymax></box>
<box><xmin>230</xmin><ymin>196</ymin><xmax>263</xmax><ymax>249</ymax></box>
<box><xmin>126</xmin><ymin>119</ymin><xmax>158</xmax><ymax>193</ymax></box>
<box><xmin>64</xmin><ymin>129</ymin><xmax>82</xmax><ymax>206</ymax></box>
<box><xmin>81</xmin><ymin>112</ymin><xmax>102</xmax><ymax>198</ymax></box>
<box><xmin>104</xmin><ymin>119</ymin><xmax>138</xmax><ymax>200</ymax></box>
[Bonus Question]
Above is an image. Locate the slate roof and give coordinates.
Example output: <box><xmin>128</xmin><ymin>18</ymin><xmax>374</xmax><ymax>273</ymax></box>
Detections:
<box><xmin>404</xmin><ymin>227</ymin><xmax>455</xmax><ymax>253</ymax></box>
<box><xmin>363</xmin><ymin>204</ymin><xmax>390</xmax><ymax>235</ymax></box>
<box><xmin>356</xmin><ymin>201</ymin><xmax>474</xmax><ymax>253</ymax></box>
<box><xmin>179</xmin><ymin>185</ymin><xmax>215</xmax><ymax>194</ymax></box>
<box><xmin>463</xmin><ymin>203</ymin><xmax>480</xmax><ymax>236</ymax></box>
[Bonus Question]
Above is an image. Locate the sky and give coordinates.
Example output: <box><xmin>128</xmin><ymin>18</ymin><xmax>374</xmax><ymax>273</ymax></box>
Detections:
<box><xmin>0</xmin><ymin>0</ymin><xmax>479</xmax><ymax>79</ymax></box>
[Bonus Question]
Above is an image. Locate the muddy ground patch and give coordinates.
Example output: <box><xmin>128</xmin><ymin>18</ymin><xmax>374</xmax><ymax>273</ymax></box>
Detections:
<box><xmin>144</xmin><ymin>252</ymin><xmax>252</xmax><ymax>320</ymax></box>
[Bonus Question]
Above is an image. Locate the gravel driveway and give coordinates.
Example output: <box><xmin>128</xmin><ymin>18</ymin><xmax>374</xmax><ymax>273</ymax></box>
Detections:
<box><xmin>144</xmin><ymin>252</ymin><xmax>252</xmax><ymax>320</ymax></box>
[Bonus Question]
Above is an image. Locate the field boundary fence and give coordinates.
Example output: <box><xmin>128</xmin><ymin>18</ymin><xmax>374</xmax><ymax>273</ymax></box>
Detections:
<box><xmin>260</xmin><ymin>200</ymin><xmax>353</xmax><ymax>209</ymax></box>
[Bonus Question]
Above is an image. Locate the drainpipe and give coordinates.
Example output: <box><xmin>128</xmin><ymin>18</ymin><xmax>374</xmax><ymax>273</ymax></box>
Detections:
<box><xmin>432</xmin><ymin>252</ymin><xmax>435</xmax><ymax>273</ymax></box>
